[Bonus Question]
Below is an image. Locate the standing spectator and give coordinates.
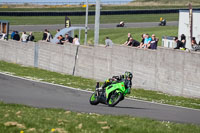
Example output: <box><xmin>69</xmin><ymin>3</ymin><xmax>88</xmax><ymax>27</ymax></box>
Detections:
<box><xmin>42</xmin><ymin>29</ymin><xmax>48</xmax><ymax>41</ymax></box>
<box><xmin>11</xmin><ymin>31</ymin><xmax>15</xmax><ymax>39</ymax></box>
<box><xmin>181</xmin><ymin>34</ymin><xmax>186</xmax><ymax>48</ymax></box>
<box><xmin>27</xmin><ymin>32</ymin><xmax>35</xmax><ymax>42</ymax></box>
<box><xmin>73</xmin><ymin>35</ymin><xmax>80</xmax><ymax>45</ymax></box>
<box><xmin>64</xmin><ymin>33</ymin><xmax>73</xmax><ymax>43</ymax></box>
<box><xmin>148</xmin><ymin>34</ymin><xmax>159</xmax><ymax>49</ymax></box>
<box><xmin>13</xmin><ymin>31</ymin><xmax>20</xmax><ymax>41</ymax></box>
<box><xmin>46</xmin><ymin>31</ymin><xmax>53</xmax><ymax>42</ymax></box>
<box><xmin>105</xmin><ymin>37</ymin><xmax>113</xmax><ymax>47</ymax></box>
<box><xmin>20</xmin><ymin>31</ymin><xmax>28</xmax><ymax>42</ymax></box>
<box><xmin>174</xmin><ymin>37</ymin><xmax>185</xmax><ymax>49</ymax></box>
<box><xmin>123</xmin><ymin>33</ymin><xmax>132</xmax><ymax>45</ymax></box>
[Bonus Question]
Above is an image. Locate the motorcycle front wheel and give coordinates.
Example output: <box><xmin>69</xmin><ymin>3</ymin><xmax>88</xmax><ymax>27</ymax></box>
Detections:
<box><xmin>89</xmin><ymin>92</ymin><xmax>100</xmax><ymax>105</ymax></box>
<box><xmin>107</xmin><ymin>92</ymin><xmax>123</xmax><ymax>107</ymax></box>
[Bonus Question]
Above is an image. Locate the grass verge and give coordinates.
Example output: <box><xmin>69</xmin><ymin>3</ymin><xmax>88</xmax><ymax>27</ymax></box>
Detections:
<box><xmin>1</xmin><ymin>102</ymin><xmax>200</xmax><ymax>133</ymax></box>
<box><xmin>0</xmin><ymin>60</ymin><xmax>200</xmax><ymax>109</ymax></box>
<box><xmin>1</xmin><ymin>13</ymin><xmax>178</xmax><ymax>25</ymax></box>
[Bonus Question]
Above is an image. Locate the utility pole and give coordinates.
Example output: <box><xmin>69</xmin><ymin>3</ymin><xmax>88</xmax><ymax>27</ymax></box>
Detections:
<box><xmin>94</xmin><ymin>0</ymin><xmax>100</xmax><ymax>45</ymax></box>
<box><xmin>84</xmin><ymin>0</ymin><xmax>89</xmax><ymax>45</ymax></box>
<box><xmin>189</xmin><ymin>3</ymin><xmax>193</xmax><ymax>42</ymax></box>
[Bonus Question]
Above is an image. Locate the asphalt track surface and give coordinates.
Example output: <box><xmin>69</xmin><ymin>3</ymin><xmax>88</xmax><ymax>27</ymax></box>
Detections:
<box><xmin>10</xmin><ymin>21</ymin><xmax>178</xmax><ymax>32</ymax></box>
<box><xmin>0</xmin><ymin>73</ymin><xmax>200</xmax><ymax>125</ymax></box>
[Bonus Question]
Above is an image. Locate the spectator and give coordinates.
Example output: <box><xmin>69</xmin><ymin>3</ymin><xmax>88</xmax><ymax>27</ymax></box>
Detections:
<box><xmin>123</xmin><ymin>33</ymin><xmax>132</xmax><ymax>45</ymax></box>
<box><xmin>148</xmin><ymin>34</ymin><xmax>159</xmax><ymax>49</ymax></box>
<box><xmin>57</xmin><ymin>29</ymin><xmax>60</xmax><ymax>33</ymax></box>
<box><xmin>126</xmin><ymin>38</ymin><xmax>140</xmax><ymax>47</ymax></box>
<box><xmin>27</xmin><ymin>32</ymin><xmax>35</xmax><ymax>42</ymax></box>
<box><xmin>73</xmin><ymin>35</ymin><xmax>80</xmax><ymax>45</ymax></box>
<box><xmin>42</xmin><ymin>29</ymin><xmax>48</xmax><ymax>41</ymax></box>
<box><xmin>174</xmin><ymin>37</ymin><xmax>185</xmax><ymax>49</ymax></box>
<box><xmin>64</xmin><ymin>33</ymin><xmax>73</xmax><ymax>43</ymax></box>
<box><xmin>181</xmin><ymin>34</ymin><xmax>186</xmax><ymax>47</ymax></box>
<box><xmin>0</xmin><ymin>33</ymin><xmax>6</xmax><ymax>40</ymax></box>
<box><xmin>105</xmin><ymin>37</ymin><xmax>113</xmax><ymax>47</ymax></box>
<box><xmin>140</xmin><ymin>34</ymin><xmax>152</xmax><ymax>48</ymax></box>
<box><xmin>131</xmin><ymin>38</ymin><xmax>140</xmax><ymax>47</ymax></box>
<box><xmin>191</xmin><ymin>37</ymin><xmax>200</xmax><ymax>51</ymax></box>
<box><xmin>13</xmin><ymin>31</ymin><xmax>20</xmax><ymax>41</ymax></box>
<box><xmin>46</xmin><ymin>31</ymin><xmax>53</xmax><ymax>42</ymax></box>
<box><xmin>138</xmin><ymin>34</ymin><xmax>146</xmax><ymax>48</ymax></box>
<box><xmin>11</xmin><ymin>31</ymin><xmax>15</xmax><ymax>39</ymax></box>
<box><xmin>20</xmin><ymin>31</ymin><xmax>28</xmax><ymax>42</ymax></box>
<box><xmin>57</xmin><ymin>35</ymin><xmax>65</xmax><ymax>45</ymax></box>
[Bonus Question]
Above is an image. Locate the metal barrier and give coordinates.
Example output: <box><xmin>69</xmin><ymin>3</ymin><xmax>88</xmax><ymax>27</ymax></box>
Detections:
<box><xmin>0</xmin><ymin>9</ymin><xmax>199</xmax><ymax>16</ymax></box>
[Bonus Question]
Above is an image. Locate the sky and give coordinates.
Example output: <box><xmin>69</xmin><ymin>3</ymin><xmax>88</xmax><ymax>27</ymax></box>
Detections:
<box><xmin>0</xmin><ymin>0</ymin><xmax>133</xmax><ymax>5</ymax></box>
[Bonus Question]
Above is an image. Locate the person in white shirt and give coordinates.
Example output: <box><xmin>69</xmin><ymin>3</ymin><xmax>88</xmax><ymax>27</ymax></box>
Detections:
<box><xmin>73</xmin><ymin>35</ymin><xmax>80</xmax><ymax>45</ymax></box>
<box><xmin>20</xmin><ymin>31</ymin><xmax>28</xmax><ymax>42</ymax></box>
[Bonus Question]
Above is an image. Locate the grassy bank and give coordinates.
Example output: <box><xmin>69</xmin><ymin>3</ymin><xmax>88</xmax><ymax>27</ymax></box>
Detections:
<box><xmin>0</xmin><ymin>60</ymin><xmax>200</xmax><ymax>109</ymax></box>
<box><xmin>31</xmin><ymin>26</ymin><xmax>178</xmax><ymax>46</ymax></box>
<box><xmin>1</xmin><ymin>13</ymin><xmax>178</xmax><ymax>25</ymax></box>
<box><xmin>1</xmin><ymin>102</ymin><xmax>200</xmax><ymax>133</ymax></box>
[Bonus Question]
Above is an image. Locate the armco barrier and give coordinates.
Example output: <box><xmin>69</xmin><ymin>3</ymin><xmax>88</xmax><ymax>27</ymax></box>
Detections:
<box><xmin>0</xmin><ymin>40</ymin><xmax>200</xmax><ymax>98</ymax></box>
<box><xmin>0</xmin><ymin>9</ymin><xmax>200</xmax><ymax>16</ymax></box>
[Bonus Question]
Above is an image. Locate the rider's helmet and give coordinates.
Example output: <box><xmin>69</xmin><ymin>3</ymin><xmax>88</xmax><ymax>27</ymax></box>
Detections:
<box><xmin>124</xmin><ymin>71</ymin><xmax>133</xmax><ymax>80</ymax></box>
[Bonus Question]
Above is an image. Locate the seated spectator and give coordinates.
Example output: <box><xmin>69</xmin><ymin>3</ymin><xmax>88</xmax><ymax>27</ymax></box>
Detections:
<box><xmin>42</xmin><ymin>29</ymin><xmax>48</xmax><ymax>41</ymax></box>
<box><xmin>140</xmin><ymin>34</ymin><xmax>152</xmax><ymax>48</ymax></box>
<box><xmin>13</xmin><ymin>31</ymin><xmax>20</xmax><ymax>41</ymax></box>
<box><xmin>27</xmin><ymin>32</ymin><xmax>35</xmax><ymax>42</ymax></box>
<box><xmin>138</xmin><ymin>34</ymin><xmax>145</xmax><ymax>48</ymax></box>
<box><xmin>57</xmin><ymin>35</ymin><xmax>65</xmax><ymax>45</ymax></box>
<box><xmin>20</xmin><ymin>31</ymin><xmax>28</xmax><ymax>42</ymax></box>
<box><xmin>105</xmin><ymin>37</ymin><xmax>113</xmax><ymax>47</ymax></box>
<box><xmin>73</xmin><ymin>35</ymin><xmax>80</xmax><ymax>45</ymax></box>
<box><xmin>123</xmin><ymin>33</ymin><xmax>132</xmax><ymax>45</ymax></box>
<box><xmin>148</xmin><ymin>34</ymin><xmax>159</xmax><ymax>49</ymax></box>
<box><xmin>191</xmin><ymin>37</ymin><xmax>200</xmax><ymax>51</ymax></box>
<box><xmin>181</xmin><ymin>34</ymin><xmax>186</xmax><ymax>47</ymax></box>
<box><xmin>11</xmin><ymin>31</ymin><xmax>15</xmax><ymax>39</ymax></box>
<box><xmin>64</xmin><ymin>33</ymin><xmax>73</xmax><ymax>43</ymax></box>
<box><xmin>174</xmin><ymin>37</ymin><xmax>185</xmax><ymax>49</ymax></box>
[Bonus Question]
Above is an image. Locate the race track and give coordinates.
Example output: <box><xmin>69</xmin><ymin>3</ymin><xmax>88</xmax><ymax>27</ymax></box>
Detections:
<box><xmin>0</xmin><ymin>73</ymin><xmax>200</xmax><ymax>124</ymax></box>
<box><xmin>10</xmin><ymin>21</ymin><xmax>178</xmax><ymax>32</ymax></box>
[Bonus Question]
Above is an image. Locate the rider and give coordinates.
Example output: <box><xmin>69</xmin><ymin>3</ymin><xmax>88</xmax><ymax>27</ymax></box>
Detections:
<box><xmin>100</xmin><ymin>71</ymin><xmax>133</xmax><ymax>94</ymax></box>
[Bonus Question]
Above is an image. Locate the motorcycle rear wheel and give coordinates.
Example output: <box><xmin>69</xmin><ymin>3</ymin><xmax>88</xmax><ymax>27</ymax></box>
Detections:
<box><xmin>89</xmin><ymin>93</ymin><xmax>100</xmax><ymax>105</ymax></box>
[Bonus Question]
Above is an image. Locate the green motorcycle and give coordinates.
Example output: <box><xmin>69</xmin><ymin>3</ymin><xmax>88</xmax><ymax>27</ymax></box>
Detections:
<box><xmin>89</xmin><ymin>81</ymin><xmax>129</xmax><ymax>107</ymax></box>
